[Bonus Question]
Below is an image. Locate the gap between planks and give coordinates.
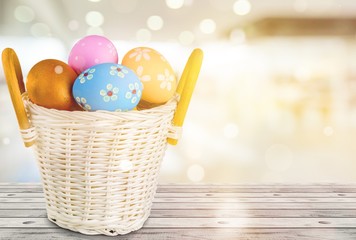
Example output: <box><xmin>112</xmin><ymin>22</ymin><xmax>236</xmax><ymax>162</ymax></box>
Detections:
<box><xmin>4</xmin><ymin>188</ymin><xmax>356</xmax><ymax>193</ymax></box>
<box><xmin>1</xmin><ymin>228</ymin><xmax>356</xmax><ymax>240</ymax></box>
<box><xmin>2</xmin><ymin>202</ymin><xmax>356</xmax><ymax>210</ymax></box>
<box><xmin>2</xmin><ymin>183</ymin><xmax>356</xmax><ymax>189</ymax></box>
<box><xmin>1</xmin><ymin>217</ymin><xmax>356</xmax><ymax>228</ymax></box>
<box><xmin>1</xmin><ymin>209</ymin><xmax>356</xmax><ymax>218</ymax></box>
<box><xmin>2</xmin><ymin>197</ymin><xmax>356</xmax><ymax>203</ymax></box>
<box><xmin>1</xmin><ymin>192</ymin><xmax>356</xmax><ymax>198</ymax></box>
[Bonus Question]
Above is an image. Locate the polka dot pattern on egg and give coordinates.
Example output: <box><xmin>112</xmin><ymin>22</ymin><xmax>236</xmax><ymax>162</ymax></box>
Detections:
<box><xmin>68</xmin><ymin>35</ymin><xmax>118</xmax><ymax>74</ymax></box>
<box><xmin>54</xmin><ymin>65</ymin><xmax>63</xmax><ymax>74</ymax></box>
<box><xmin>26</xmin><ymin>59</ymin><xmax>80</xmax><ymax>111</ymax></box>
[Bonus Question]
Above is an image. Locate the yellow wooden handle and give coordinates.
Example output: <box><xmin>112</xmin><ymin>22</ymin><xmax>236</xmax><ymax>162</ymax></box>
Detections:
<box><xmin>2</xmin><ymin>48</ymin><xmax>34</xmax><ymax>147</ymax></box>
<box><xmin>167</xmin><ymin>48</ymin><xmax>203</xmax><ymax>145</ymax></box>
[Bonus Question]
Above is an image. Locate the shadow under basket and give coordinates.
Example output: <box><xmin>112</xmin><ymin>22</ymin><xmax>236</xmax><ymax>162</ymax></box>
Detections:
<box><xmin>2</xmin><ymin>48</ymin><xmax>203</xmax><ymax>236</ymax></box>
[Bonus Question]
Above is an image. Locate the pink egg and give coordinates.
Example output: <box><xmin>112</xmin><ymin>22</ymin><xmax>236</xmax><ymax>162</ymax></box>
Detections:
<box><xmin>68</xmin><ymin>35</ymin><xmax>118</xmax><ymax>74</ymax></box>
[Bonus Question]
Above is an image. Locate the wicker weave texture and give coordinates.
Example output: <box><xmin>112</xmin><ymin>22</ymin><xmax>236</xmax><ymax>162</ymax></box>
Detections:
<box><xmin>23</xmin><ymin>94</ymin><xmax>178</xmax><ymax>235</ymax></box>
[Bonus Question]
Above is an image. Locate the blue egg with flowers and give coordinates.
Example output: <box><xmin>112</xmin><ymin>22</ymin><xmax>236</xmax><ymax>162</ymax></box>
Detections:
<box><xmin>72</xmin><ymin>63</ymin><xmax>143</xmax><ymax>112</ymax></box>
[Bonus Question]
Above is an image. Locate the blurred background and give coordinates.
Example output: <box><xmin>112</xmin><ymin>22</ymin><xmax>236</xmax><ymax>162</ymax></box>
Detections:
<box><xmin>1</xmin><ymin>0</ymin><xmax>356</xmax><ymax>183</ymax></box>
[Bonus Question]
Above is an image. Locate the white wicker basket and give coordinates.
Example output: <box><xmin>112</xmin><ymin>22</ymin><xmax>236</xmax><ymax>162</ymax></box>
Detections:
<box><xmin>24</xmin><ymin>94</ymin><xmax>178</xmax><ymax>235</ymax></box>
<box><xmin>2</xmin><ymin>47</ymin><xmax>203</xmax><ymax>236</ymax></box>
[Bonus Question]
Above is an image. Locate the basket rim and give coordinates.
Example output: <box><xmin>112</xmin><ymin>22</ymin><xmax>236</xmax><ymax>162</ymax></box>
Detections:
<box><xmin>22</xmin><ymin>92</ymin><xmax>179</xmax><ymax>119</ymax></box>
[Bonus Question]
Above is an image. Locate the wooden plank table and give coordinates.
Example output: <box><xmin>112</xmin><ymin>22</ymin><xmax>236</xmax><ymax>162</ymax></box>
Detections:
<box><xmin>1</xmin><ymin>183</ymin><xmax>356</xmax><ymax>239</ymax></box>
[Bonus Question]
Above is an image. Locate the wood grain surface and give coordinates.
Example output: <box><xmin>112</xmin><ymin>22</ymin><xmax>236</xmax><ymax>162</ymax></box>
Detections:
<box><xmin>1</xmin><ymin>183</ymin><xmax>356</xmax><ymax>239</ymax></box>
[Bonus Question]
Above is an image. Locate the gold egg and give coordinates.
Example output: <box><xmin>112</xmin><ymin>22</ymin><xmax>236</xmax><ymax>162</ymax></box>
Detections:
<box><xmin>26</xmin><ymin>59</ymin><xmax>81</xmax><ymax>111</ymax></box>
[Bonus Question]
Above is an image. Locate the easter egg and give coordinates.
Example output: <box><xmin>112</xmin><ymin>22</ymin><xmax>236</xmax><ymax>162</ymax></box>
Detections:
<box><xmin>26</xmin><ymin>59</ymin><xmax>81</xmax><ymax>111</ymax></box>
<box><xmin>68</xmin><ymin>35</ymin><xmax>118</xmax><ymax>74</ymax></box>
<box><xmin>122</xmin><ymin>47</ymin><xmax>177</xmax><ymax>104</ymax></box>
<box><xmin>136</xmin><ymin>99</ymin><xmax>161</xmax><ymax>110</ymax></box>
<box><xmin>72</xmin><ymin>63</ymin><xmax>142</xmax><ymax>112</ymax></box>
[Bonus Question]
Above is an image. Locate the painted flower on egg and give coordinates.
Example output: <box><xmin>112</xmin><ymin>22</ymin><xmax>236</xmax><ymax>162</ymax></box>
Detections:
<box><xmin>137</xmin><ymin>66</ymin><xmax>151</xmax><ymax>82</ymax></box>
<box><xmin>100</xmin><ymin>84</ymin><xmax>119</xmax><ymax>102</ymax></box>
<box><xmin>110</xmin><ymin>66</ymin><xmax>128</xmax><ymax>78</ymax></box>
<box><xmin>125</xmin><ymin>82</ymin><xmax>142</xmax><ymax>104</ymax></box>
<box><xmin>78</xmin><ymin>68</ymin><xmax>95</xmax><ymax>83</ymax></box>
<box><xmin>72</xmin><ymin>63</ymin><xmax>142</xmax><ymax>111</ymax></box>
<box><xmin>129</xmin><ymin>48</ymin><xmax>151</xmax><ymax>62</ymax></box>
<box><xmin>75</xmin><ymin>97</ymin><xmax>91</xmax><ymax>110</ymax></box>
<box><xmin>122</xmin><ymin>47</ymin><xmax>177</xmax><ymax>104</ymax></box>
<box><xmin>157</xmin><ymin>69</ymin><xmax>175</xmax><ymax>91</ymax></box>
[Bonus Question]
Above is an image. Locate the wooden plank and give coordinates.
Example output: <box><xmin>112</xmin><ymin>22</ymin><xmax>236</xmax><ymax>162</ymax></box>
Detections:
<box><xmin>2</xmin><ymin>184</ymin><xmax>356</xmax><ymax>189</ymax></box>
<box><xmin>0</xmin><ymin>182</ymin><xmax>356</xmax><ymax>188</ymax></box>
<box><xmin>154</xmin><ymin>197</ymin><xmax>356</xmax><ymax>203</ymax></box>
<box><xmin>2</xmin><ymin>197</ymin><xmax>356</xmax><ymax>203</ymax></box>
<box><xmin>150</xmin><ymin>202</ymin><xmax>356</xmax><ymax>210</ymax></box>
<box><xmin>0</xmin><ymin>193</ymin><xmax>44</xmax><ymax>198</ymax></box>
<box><xmin>1</xmin><ymin>228</ymin><xmax>355</xmax><ymax>240</ymax></box>
<box><xmin>145</xmin><ymin>217</ymin><xmax>356</xmax><ymax>228</ymax></box>
<box><xmin>158</xmin><ymin>184</ymin><xmax>356</xmax><ymax>188</ymax></box>
<box><xmin>156</xmin><ymin>192</ymin><xmax>356</xmax><ymax>198</ymax></box>
<box><xmin>0</xmin><ymin>188</ymin><xmax>43</xmax><ymax>193</ymax></box>
<box><xmin>0</xmin><ymin>209</ymin><xmax>47</xmax><ymax>218</ymax></box>
<box><xmin>3</xmin><ymin>201</ymin><xmax>356</xmax><ymax>210</ymax></box>
<box><xmin>4</xmin><ymin>187</ymin><xmax>356</xmax><ymax>194</ymax></box>
<box><xmin>157</xmin><ymin>192</ymin><xmax>356</xmax><ymax>198</ymax></box>
<box><xmin>0</xmin><ymin>186</ymin><xmax>43</xmax><ymax>189</ymax></box>
<box><xmin>2</xmin><ymin>184</ymin><xmax>356</xmax><ymax>191</ymax></box>
<box><xmin>2</xmin><ymin>209</ymin><xmax>356</xmax><ymax>218</ymax></box>
<box><xmin>0</xmin><ymin>183</ymin><xmax>42</xmax><ymax>186</ymax></box>
<box><xmin>2</xmin><ymin>192</ymin><xmax>356</xmax><ymax>198</ymax></box>
<box><xmin>0</xmin><ymin>202</ymin><xmax>46</xmax><ymax>209</ymax></box>
<box><xmin>156</xmin><ymin>187</ymin><xmax>356</xmax><ymax>193</ymax></box>
<box><xmin>0</xmin><ymin>198</ymin><xmax>45</xmax><ymax>203</ymax></box>
<box><xmin>2</xmin><ymin>217</ymin><xmax>356</xmax><ymax>228</ymax></box>
<box><xmin>2</xmin><ymin>183</ymin><xmax>356</xmax><ymax>239</ymax></box>
<box><xmin>1</xmin><ymin>183</ymin><xmax>356</xmax><ymax>189</ymax></box>
<box><xmin>150</xmin><ymin>209</ymin><xmax>356</xmax><ymax>218</ymax></box>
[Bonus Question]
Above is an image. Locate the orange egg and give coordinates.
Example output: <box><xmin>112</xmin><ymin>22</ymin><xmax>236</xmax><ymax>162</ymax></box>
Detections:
<box><xmin>136</xmin><ymin>99</ymin><xmax>161</xmax><ymax>110</ymax></box>
<box><xmin>122</xmin><ymin>47</ymin><xmax>177</xmax><ymax>104</ymax></box>
<box><xmin>26</xmin><ymin>59</ymin><xmax>81</xmax><ymax>111</ymax></box>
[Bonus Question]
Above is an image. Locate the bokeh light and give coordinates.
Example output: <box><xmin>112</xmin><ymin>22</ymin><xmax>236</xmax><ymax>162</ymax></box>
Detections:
<box><xmin>3</xmin><ymin>0</ymin><xmax>356</xmax><ymax>184</ymax></box>
<box><xmin>230</xmin><ymin>29</ymin><xmax>246</xmax><ymax>44</ymax></box>
<box><xmin>179</xmin><ymin>31</ymin><xmax>195</xmax><ymax>45</ymax></box>
<box><xmin>223</xmin><ymin>123</ymin><xmax>239</xmax><ymax>139</ymax></box>
<box><xmin>187</xmin><ymin>164</ymin><xmax>205</xmax><ymax>182</ymax></box>
<box><xmin>68</xmin><ymin>20</ymin><xmax>80</xmax><ymax>31</ymax></box>
<box><xmin>30</xmin><ymin>23</ymin><xmax>51</xmax><ymax>37</ymax></box>
<box><xmin>166</xmin><ymin>0</ymin><xmax>185</xmax><ymax>9</ymax></box>
<box><xmin>147</xmin><ymin>15</ymin><xmax>164</xmax><ymax>31</ymax></box>
<box><xmin>199</xmin><ymin>19</ymin><xmax>216</xmax><ymax>34</ymax></box>
<box><xmin>233</xmin><ymin>0</ymin><xmax>251</xmax><ymax>16</ymax></box>
<box><xmin>14</xmin><ymin>5</ymin><xmax>35</xmax><ymax>23</ymax></box>
<box><xmin>85</xmin><ymin>11</ymin><xmax>104</xmax><ymax>27</ymax></box>
<box><xmin>136</xmin><ymin>28</ymin><xmax>152</xmax><ymax>42</ymax></box>
<box><xmin>2</xmin><ymin>137</ymin><xmax>10</xmax><ymax>145</ymax></box>
<box><xmin>323</xmin><ymin>126</ymin><xmax>334</xmax><ymax>136</ymax></box>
